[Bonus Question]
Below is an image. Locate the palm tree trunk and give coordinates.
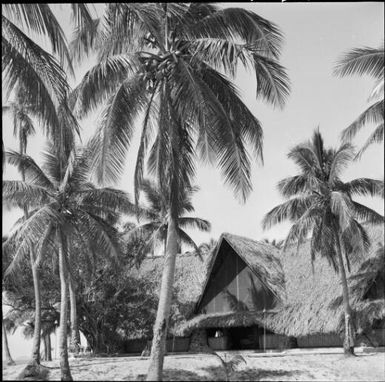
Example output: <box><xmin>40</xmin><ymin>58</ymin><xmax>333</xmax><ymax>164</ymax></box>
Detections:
<box><xmin>30</xmin><ymin>251</ymin><xmax>42</xmax><ymax>365</ymax></box>
<box><xmin>19</xmin><ymin>130</ymin><xmax>42</xmax><ymax>367</ymax></box>
<box><xmin>43</xmin><ymin>334</ymin><xmax>52</xmax><ymax>361</ymax></box>
<box><xmin>2</xmin><ymin>320</ymin><xmax>16</xmax><ymax>365</ymax></box>
<box><xmin>58</xmin><ymin>234</ymin><xmax>73</xmax><ymax>381</ymax></box>
<box><xmin>69</xmin><ymin>278</ymin><xmax>80</xmax><ymax>354</ymax></box>
<box><xmin>47</xmin><ymin>334</ymin><xmax>52</xmax><ymax>361</ymax></box>
<box><xmin>146</xmin><ymin>215</ymin><xmax>178</xmax><ymax>381</ymax></box>
<box><xmin>335</xmin><ymin>230</ymin><xmax>355</xmax><ymax>355</ymax></box>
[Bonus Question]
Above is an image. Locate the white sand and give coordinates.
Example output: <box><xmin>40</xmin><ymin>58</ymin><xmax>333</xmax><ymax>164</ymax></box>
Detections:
<box><xmin>3</xmin><ymin>352</ymin><xmax>384</xmax><ymax>381</ymax></box>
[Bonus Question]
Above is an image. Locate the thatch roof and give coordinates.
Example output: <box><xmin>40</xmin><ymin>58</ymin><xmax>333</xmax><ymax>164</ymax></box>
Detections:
<box><xmin>174</xmin><ymin>224</ymin><xmax>384</xmax><ymax>337</ymax></box>
<box><xmin>128</xmin><ymin>251</ymin><xmax>208</xmax><ymax>319</ymax></box>
<box><xmin>195</xmin><ymin>233</ymin><xmax>286</xmax><ymax>313</ymax></box>
<box><xmin>267</xmin><ymin>223</ymin><xmax>385</xmax><ymax>337</ymax></box>
<box><xmin>175</xmin><ymin>310</ymin><xmax>278</xmax><ymax>336</ymax></box>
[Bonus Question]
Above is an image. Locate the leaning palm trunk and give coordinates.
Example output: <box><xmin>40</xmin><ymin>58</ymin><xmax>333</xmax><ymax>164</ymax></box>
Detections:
<box><xmin>2</xmin><ymin>320</ymin><xmax>15</xmax><ymax>365</ymax></box>
<box><xmin>69</xmin><ymin>278</ymin><xmax>80</xmax><ymax>354</ymax></box>
<box><xmin>335</xmin><ymin>230</ymin><xmax>355</xmax><ymax>355</ymax></box>
<box><xmin>146</xmin><ymin>215</ymin><xmax>179</xmax><ymax>381</ymax></box>
<box><xmin>58</xmin><ymin>235</ymin><xmax>73</xmax><ymax>381</ymax></box>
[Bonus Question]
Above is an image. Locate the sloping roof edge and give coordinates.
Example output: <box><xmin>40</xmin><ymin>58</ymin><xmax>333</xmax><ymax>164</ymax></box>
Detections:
<box><xmin>193</xmin><ymin>233</ymin><xmax>285</xmax><ymax>314</ymax></box>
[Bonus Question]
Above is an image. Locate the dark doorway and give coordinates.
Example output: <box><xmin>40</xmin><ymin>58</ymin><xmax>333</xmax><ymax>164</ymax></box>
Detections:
<box><xmin>228</xmin><ymin>326</ymin><xmax>259</xmax><ymax>350</ymax></box>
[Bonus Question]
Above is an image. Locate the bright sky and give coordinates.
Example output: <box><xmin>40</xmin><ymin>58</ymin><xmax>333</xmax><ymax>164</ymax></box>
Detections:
<box><xmin>2</xmin><ymin>2</ymin><xmax>384</xmax><ymax>361</ymax></box>
<box><xmin>3</xmin><ymin>2</ymin><xmax>384</xmax><ymax>246</ymax></box>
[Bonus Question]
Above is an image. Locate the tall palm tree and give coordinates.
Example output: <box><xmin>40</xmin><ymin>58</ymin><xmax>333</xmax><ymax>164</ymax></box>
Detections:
<box><xmin>334</xmin><ymin>42</ymin><xmax>384</xmax><ymax>158</ymax></box>
<box><xmin>3</xmin><ymin>144</ymin><xmax>135</xmax><ymax>380</ymax></box>
<box><xmin>2</xmin><ymin>84</ymin><xmax>44</xmax><ymax>370</ymax></box>
<box><xmin>72</xmin><ymin>4</ymin><xmax>289</xmax><ymax>379</ymax></box>
<box><xmin>124</xmin><ymin>178</ymin><xmax>211</xmax><ymax>262</ymax></box>
<box><xmin>262</xmin><ymin>129</ymin><xmax>384</xmax><ymax>355</ymax></box>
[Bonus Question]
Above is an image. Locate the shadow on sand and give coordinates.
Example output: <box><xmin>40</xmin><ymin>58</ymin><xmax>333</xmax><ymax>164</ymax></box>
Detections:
<box><xmin>130</xmin><ymin>366</ymin><xmax>305</xmax><ymax>381</ymax></box>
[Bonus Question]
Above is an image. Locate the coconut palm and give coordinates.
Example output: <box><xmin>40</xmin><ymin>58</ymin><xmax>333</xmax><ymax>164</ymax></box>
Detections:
<box><xmin>2</xmin><ymin>4</ymin><xmax>95</xmax><ymax>136</ymax></box>
<box><xmin>124</xmin><ymin>178</ymin><xmax>211</xmax><ymax>262</ymax></box>
<box><xmin>72</xmin><ymin>4</ymin><xmax>289</xmax><ymax>378</ymax></box>
<box><xmin>334</xmin><ymin>43</ymin><xmax>384</xmax><ymax>158</ymax></box>
<box><xmin>3</xmin><ymin>144</ymin><xmax>136</xmax><ymax>380</ymax></box>
<box><xmin>262</xmin><ymin>129</ymin><xmax>384</xmax><ymax>355</ymax></box>
<box><xmin>2</xmin><ymin>84</ymin><xmax>45</xmax><ymax>371</ymax></box>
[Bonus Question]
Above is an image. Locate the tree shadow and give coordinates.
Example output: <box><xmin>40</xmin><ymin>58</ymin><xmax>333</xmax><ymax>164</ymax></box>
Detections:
<box><xmin>128</xmin><ymin>366</ymin><xmax>306</xmax><ymax>381</ymax></box>
<box><xmin>129</xmin><ymin>367</ymin><xmax>225</xmax><ymax>381</ymax></box>
<box><xmin>235</xmin><ymin>367</ymin><xmax>307</xmax><ymax>381</ymax></box>
<box><xmin>17</xmin><ymin>365</ymin><xmax>50</xmax><ymax>381</ymax></box>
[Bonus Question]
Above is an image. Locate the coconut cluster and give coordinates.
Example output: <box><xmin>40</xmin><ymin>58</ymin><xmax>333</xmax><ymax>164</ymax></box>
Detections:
<box><xmin>138</xmin><ymin>51</ymin><xmax>183</xmax><ymax>90</ymax></box>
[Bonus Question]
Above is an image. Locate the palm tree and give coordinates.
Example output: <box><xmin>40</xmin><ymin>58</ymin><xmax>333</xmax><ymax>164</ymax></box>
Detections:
<box><xmin>262</xmin><ymin>129</ymin><xmax>384</xmax><ymax>355</ymax></box>
<box><xmin>2</xmin><ymin>4</ymin><xmax>95</xmax><ymax>136</ymax></box>
<box><xmin>124</xmin><ymin>178</ymin><xmax>211</xmax><ymax>262</ymax></box>
<box><xmin>72</xmin><ymin>4</ymin><xmax>289</xmax><ymax>379</ymax></box>
<box><xmin>3</xmin><ymin>144</ymin><xmax>135</xmax><ymax>380</ymax></box>
<box><xmin>2</xmin><ymin>84</ymin><xmax>44</xmax><ymax>370</ymax></box>
<box><xmin>334</xmin><ymin>42</ymin><xmax>384</xmax><ymax>158</ymax></box>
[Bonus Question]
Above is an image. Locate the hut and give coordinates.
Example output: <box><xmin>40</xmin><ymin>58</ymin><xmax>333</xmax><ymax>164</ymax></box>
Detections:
<box><xmin>175</xmin><ymin>224</ymin><xmax>385</xmax><ymax>351</ymax></box>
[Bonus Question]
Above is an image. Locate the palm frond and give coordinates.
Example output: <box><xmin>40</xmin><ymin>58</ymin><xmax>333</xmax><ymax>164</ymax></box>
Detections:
<box><xmin>178</xmin><ymin>228</ymin><xmax>203</xmax><ymax>260</ymax></box>
<box><xmin>75</xmin><ymin>188</ymin><xmax>137</xmax><ymax>216</ymax></box>
<box><xmin>73</xmin><ymin>54</ymin><xmax>139</xmax><ymax>117</ymax></box>
<box><xmin>134</xmin><ymin>89</ymin><xmax>158</xmax><ymax>207</ymax></box>
<box><xmin>2</xmin><ymin>4</ymin><xmax>74</xmax><ymax>76</ymax></box>
<box><xmin>178</xmin><ymin>217</ymin><xmax>211</xmax><ymax>232</ymax></box>
<box><xmin>277</xmin><ymin>175</ymin><xmax>310</xmax><ymax>198</ymax></box>
<box><xmin>199</xmin><ymin>66</ymin><xmax>264</xmax><ymax>162</ymax></box>
<box><xmin>3</xmin><ymin>180</ymin><xmax>54</xmax><ymax>209</ymax></box>
<box><xmin>343</xmin><ymin>178</ymin><xmax>384</xmax><ymax>198</ymax></box>
<box><xmin>341</xmin><ymin>100</ymin><xmax>384</xmax><ymax>143</ymax></box>
<box><xmin>328</xmin><ymin>143</ymin><xmax>355</xmax><ymax>181</ymax></box>
<box><xmin>70</xmin><ymin>17</ymin><xmax>101</xmax><ymax>65</ymax></box>
<box><xmin>355</xmin><ymin>123</ymin><xmax>384</xmax><ymax>159</ymax></box>
<box><xmin>4</xmin><ymin>206</ymin><xmax>62</xmax><ymax>277</ymax></box>
<box><xmin>251</xmin><ymin>52</ymin><xmax>290</xmax><ymax>109</ymax></box>
<box><xmin>283</xmin><ymin>207</ymin><xmax>321</xmax><ymax>251</ymax></box>
<box><xmin>90</xmin><ymin>75</ymin><xmax>148</xmax><ymax>185</ymax></box>
<box><xmin>334</xmin><ymin>45</ymin><xmax>384</xmax><ymax>79</ymax></box>
<box><xmin>100</xmin><ymin>3</ymin><xmax>164</xmax><ymax>57</ymax></box>
<box><xmin>330</xmin><ymin>191</ymin><xmax>355</xmax><ymax>230</ymax></box>
<box><xmin>185</xmin><ymin>6</ymin><xmax>283</xmax><ymax>58</ymax></box>
<box><xmin>352</xmin><ymin>201</ymin><xmax>384</xmax><ymax>225</ymax></box>
<box><xmin>262</xmin><ymin>196</ymin><xmax>314</xmax><ymax>230</ymax></box>
<box><xmin>6</xmin><ymin>150</ymin><xmax>54</xmax><ymax>190</ymax></box>
<box><xmin>2</xmin><ymin>16</ymin><xmax>68</xmax><ymax>105</ymax></box>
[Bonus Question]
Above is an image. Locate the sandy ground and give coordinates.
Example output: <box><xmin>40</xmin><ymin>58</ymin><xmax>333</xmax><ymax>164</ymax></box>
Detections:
<box><xmin>3</xmin><ymin>352</ymin><xmax>385</xmax><ymax>381</ymax></box>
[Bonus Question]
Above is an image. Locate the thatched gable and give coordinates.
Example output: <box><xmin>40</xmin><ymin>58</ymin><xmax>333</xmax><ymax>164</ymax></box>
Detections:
<box><xmin>195</xmin><ymin>233</ymin><xmax>286</xmax><ymax>313</ymax></box>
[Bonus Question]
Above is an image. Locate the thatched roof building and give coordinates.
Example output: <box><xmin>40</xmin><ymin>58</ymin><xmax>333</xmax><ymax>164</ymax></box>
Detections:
<box><xmin>174</xmin><ymin>224</ymin><xmax>384</xmax><ymax>342</ymax></box>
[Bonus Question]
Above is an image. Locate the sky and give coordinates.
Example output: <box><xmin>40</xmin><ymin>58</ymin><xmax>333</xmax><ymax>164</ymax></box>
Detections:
<box><xmin>2</xmin><ymin>1</ymin><xmax>384</xmax><ymax>361</ymax></box>
<box><xmin>3</xmin><ymin>2</ymin><xmax>383</xmax><ymax>245</ymax></box>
